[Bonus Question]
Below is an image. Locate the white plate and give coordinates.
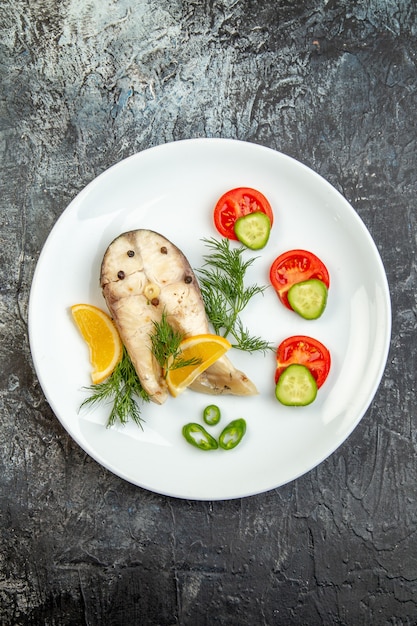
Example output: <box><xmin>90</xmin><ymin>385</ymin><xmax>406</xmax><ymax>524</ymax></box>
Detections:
<box><xmin>28</xmin><ymin>139</ymin><xmax>391</xmax><ymax>500</ymax></box>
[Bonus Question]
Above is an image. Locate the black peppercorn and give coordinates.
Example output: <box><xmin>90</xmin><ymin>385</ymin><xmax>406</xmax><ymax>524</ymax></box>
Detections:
<box><xmin>117</xmin><ymin>270</ymin><xmax>125</xmax><ymax>279</ymax></box>
<box><xmin>127</xmin><ymin>250</ymin><xmax>135</xmax><ymax>257</ymax></box>
<box><xmin>184</xmin><ymin>275</ymin><xmax>192</xmax><ymax>284</ymax></box>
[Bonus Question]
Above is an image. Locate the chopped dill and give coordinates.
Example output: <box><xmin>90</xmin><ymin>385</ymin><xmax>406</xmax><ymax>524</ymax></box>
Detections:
<box><xmin>150</xmin><ymin>310</ymin><xmax>202</xmax><ymax>374</ymax></box>
<box><xmin>80</xmin><ymin>312</ymin><xmax>201</xmax><ymax>428</ymax></box>
<box><xmin>197</xmin><ymin>237</ymin><xmax>273</xmax><ymax>354</ymax></box>
<box><xmin>80</xmin><ymin>346</ymin><xmax>149</xmax><ymax>429</ymax></box>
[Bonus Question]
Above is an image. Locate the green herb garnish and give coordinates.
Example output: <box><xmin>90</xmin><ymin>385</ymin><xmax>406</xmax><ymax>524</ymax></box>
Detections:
<box><xmin>80</xmin><ymin>346</ymin><xmax>149</xmax><ymax>429</ymax></box>
<box><xmin>80</xmin><ymin>312</ymin><xmax>202</xmax><ymax>428</ymax></box>
<box><xmin>150</xmin><ymin>310</ymin><xmax>202</xmax><ymax>373</ymax></box>
<box><xmin>197</xmin><ymin>237</ymin><xmax>273</xmax><ymax>353</ymax></box>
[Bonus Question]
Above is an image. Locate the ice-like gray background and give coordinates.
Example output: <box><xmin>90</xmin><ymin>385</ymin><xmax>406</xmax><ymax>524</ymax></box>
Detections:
<box><xmin>1</xmin><ymin>1</ymin><xmax>416</xmax><ymax>624</ymax></box>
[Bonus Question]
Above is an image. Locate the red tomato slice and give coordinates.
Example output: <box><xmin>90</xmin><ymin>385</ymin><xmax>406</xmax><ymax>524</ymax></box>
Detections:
<box><xmin>275</xmin><ymin>335</ymin><xmax>331</xmax><ymax>388</ymax></box>
<box><xmin>213</xmin><ymin>187</ymin><xmax>273</xmax><ymax>240</ymax></box>
<box><xmin>270</xmin><ymin>249</ymin><xmax>330</xmax><ymax>309</ymax></box>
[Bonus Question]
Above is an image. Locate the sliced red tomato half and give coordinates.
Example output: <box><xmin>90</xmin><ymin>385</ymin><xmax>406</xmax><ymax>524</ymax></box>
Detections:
<box><xmin>213</xmin><ymin>187</ymin><xmax>274</xmax><ymax>240</ymax></box>
<box><xmin>275</xmin><ymin>335</ymin><xmax>331</xmax><ymax>388</ymax></box>
<box><xmin>270</xmin><ymin>249</ymin><xmax>330</xmax><ymax>309</ymax></box>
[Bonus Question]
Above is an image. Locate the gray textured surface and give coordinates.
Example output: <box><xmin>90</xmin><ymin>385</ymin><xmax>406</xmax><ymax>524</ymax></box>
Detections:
<box><xmin>1</xmin><ymin>0</ymin><xmax>417</xmax><ymax>624</ymax></box>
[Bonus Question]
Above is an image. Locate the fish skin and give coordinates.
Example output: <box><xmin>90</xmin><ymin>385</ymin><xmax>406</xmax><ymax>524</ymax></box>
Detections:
<box><xmin>100</xmin><ymin>229</ymin><xmax>258</xmax><ymax>403</ymax></box>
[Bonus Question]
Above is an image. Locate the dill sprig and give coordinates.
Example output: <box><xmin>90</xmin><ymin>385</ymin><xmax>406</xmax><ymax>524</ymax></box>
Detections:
<box><xmin>197</xmin><ymin>237</ymin><xmax>273</xmax><ymax>354</ymax></box>
<box><xmin>80</xmin><ymin>346</ymin><xmax>149</xmax><ymax>429</ymax></box>
<box><xmin>150</xmin><ymin>310</ymin><xmax>202</xmax><ymax>373</ymax></box>
<box><xmin>80</xmin><ymin>312</ymin><xmax>202</xmax><ymax>428</ymax></box>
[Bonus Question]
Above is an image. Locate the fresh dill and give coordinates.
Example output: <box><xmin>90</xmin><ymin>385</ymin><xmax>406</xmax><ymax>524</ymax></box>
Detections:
<box><xmin>150</xmin><ymin>310</ymin><xmax>202</xmax><ymax>373</ymax></box>
<box><xmin>80</xmin><ymin>346</ymin><xmax>149</xmax><ymax>429</ymax></box>
<box><xmin>196</xmin><ymin>237</ymin><xmax>273</xmax><ymax>354</ymax></box>
<box><xmin>80</xmin><ymin>312</ymin><xmax>202</xmax><ymax>428</ymax></box>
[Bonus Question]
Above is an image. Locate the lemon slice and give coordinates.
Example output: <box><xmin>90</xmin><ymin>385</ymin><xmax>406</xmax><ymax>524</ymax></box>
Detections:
<box><xmin>166</xmin><ymin>334</ymin><xmax>231</xmax><ymax>397</ymax></box>
<box><xmin>71</xmin><ymin>304</ymin><xmax>123</xmax><ymax>384</ymax></box>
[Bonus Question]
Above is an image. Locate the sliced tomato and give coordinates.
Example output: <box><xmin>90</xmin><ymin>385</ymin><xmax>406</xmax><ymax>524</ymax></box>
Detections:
<box><xmin>213</xmin><ymin>187</ymin><xmax>273</xmax><ymax>240</ymax></box>
<box><xmin>270</xmin><ymin>249</ymin><xmax>330</xmax><ymax>309</ymax></box>
<box><xmin>275</xmin><ymin>335</ymin><xmax>331</xmax><ymax>388</ymax></box>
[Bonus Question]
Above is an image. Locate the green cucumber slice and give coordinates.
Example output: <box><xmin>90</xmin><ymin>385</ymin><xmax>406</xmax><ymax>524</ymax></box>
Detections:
<box><xmin>234</xmin><ymin>211</ymin><xmax>271</xmax><ymax>250</ymax></box>
<box><xmin>275</xmin><ymin>364</ymin><xmax>318</xmax><ymax>406</ymax></box>
<box><xmin>288</xmin><ymin>279</ymin><xmax>328</xmax><ymax>320</ymax></box>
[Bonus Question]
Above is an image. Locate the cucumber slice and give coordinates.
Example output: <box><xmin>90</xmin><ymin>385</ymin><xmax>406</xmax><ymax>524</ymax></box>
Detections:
<box><xmin>275</xmin><ymin>364</ymin><xmax>318</xmax><ymax>406</ymax></box>
<box><xmin>288</xmin><ymin>279</ymin><xmax>328</xmax><ymax>320</ymax></box>
<box><xmin>234</xmin><ymin>211</ymin><xmax>271</xmax><ymax>250</ymax></box>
